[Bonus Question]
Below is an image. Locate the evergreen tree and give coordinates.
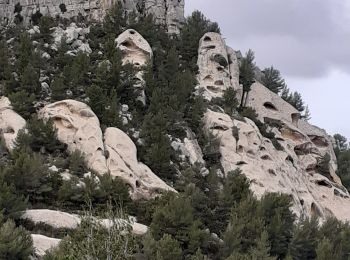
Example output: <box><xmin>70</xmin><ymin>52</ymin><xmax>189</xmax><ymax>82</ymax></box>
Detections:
<box><xmin>289</xmin><ymin>217</ymin><xmax>319</xmax><ymax>260</ymax></box>
<box><xmin>239</xmin><ymin>49</ymin><xmax>256</xmax><ymax>108</ymax></box>
<box><xmin>258</xmin><ymin>193</ymin><xmax>295</xmax><ymax>259</ymax></box>
<box><xmin>0</xmin><ymin>216</ymin><xmax>33</xmax><ymax>260</ymax></box>
<box><xmin>180</xmin><ymin>11</ymin><xmax>220</xmax><ymax>69</ymax></box>
<box><xmin>249</xmin><ymin>231</ymin><xmax>276</xmax><ymax>260</ymax></box>
<box><xmin>316</xmin><ymin>238</ymin><xmax>337</xmax><ymax>260</ymax></box>
<box><xmin>51</xmin><ymin>76</ymin><xmax>67</xmax><ymax>101</ymax></box>
<box><xmin>223</xmin><ymin>195</ymin><xmax>265</xmax><ymax>256</ymax></box>
<box><xmin>20</xmin><ymin>64</ymin><xmax>40</xmax><ymax>94</ymax></box>
<box><xmin>156</xmin><ymin>234</ymin><xmax>183</xmax><ymax>260</ymax></box>
<box><xmin>223</xmin><ymin>88</ymin><xmax>239</xmax><ymax>115</ymax></box>
<box><xmin>87</xmin><ymin>84</ymin><xmax>106</xmax><ymax>120</ymax></box>
<box><xmin>8</xmin><ymin>90</ymin><xmax>35</xmax><ymax>120</ymax></box>
<box><xmin>16</xmin><ymin>33</ymin><xmax>33</xmax><ymax>72</ymax></box>
<box><xmin>260</xmin><ymin>66</ymin><xmax>286</xmax><ymax>94</ymax></box>
<box><xmin>103</xmin><ymin>2</ymin><xmax>127</xmax><ymax>37</ymax></box>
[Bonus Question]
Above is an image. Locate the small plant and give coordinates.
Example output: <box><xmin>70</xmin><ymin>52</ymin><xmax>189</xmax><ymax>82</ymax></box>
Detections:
<box><xmin>59</xmin><ymin>3</ymin><xmax>67</xmax><ymax>13</ymax></box>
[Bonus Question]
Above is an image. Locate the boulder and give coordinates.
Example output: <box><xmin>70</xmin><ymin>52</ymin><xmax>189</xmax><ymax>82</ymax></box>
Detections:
<box><xmin>39</xmin><ymin>100</ymin><xmax>108</xmax><ymax>174</ymax></box>
<box><xmin>31</xmin><ymin>234</ymin><xmax>61</xmax><ymax>257</ymax></box>
<box><xmin>23</xmin><ymin>209</ymin><xmax>148</xmax><ymax>235</ymax></box>
<box><xmin>104</xmin><ymin>127</ymin><xmax>176</xmax><ymax>199</ymax></box>
<box><xmin>0</xmin><ymin>97</ymin><xmax>26</xmax><ymax>150</ymax></box>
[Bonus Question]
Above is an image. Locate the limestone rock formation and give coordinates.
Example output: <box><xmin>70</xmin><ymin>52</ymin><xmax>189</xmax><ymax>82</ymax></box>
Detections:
<box><xmin>0</xmin><ymin>0</ymin><xmax>185</xmax><ymax>34</ymax></box>
<box><xmin>31</xmin><ymin>234</ymin><xmax>61</xmax><ymax>257</ymax></box>
<box><xmin>39</xmin><ymin>100</ymin><xmax>108</xmax><ymax>175</ymax></box>
<box><xmin>0</xmin><ymin>96</ymin><xmax>26</xmax><ymax>150</ymax></box>
<box><xmin>115</xmin><ymin>29</ymin><xmax>153</xmax><ymax>104</ymax></box>
<box><xmin>104</xmin><ymin>127</ymin><xmax>176</xmax><ymax>199</ymax></box>
<box><xmin>23</xmin><ymin>209</ymin><xmax>148</xmax><ymax>235</ymax></box>
<box><xmin>197</xmin><ymin>32</ymin><xmax>240</xmax><ymax>100</ymax></box>
<box><xmin>39</xmin><ymin>100</ymin><xmax>175</xmax><ymax>199</ymax></box>
<box><xmin>204</xmin><ymin>104</ymin><xmax>350</xmax><ymax>221</ymax></box>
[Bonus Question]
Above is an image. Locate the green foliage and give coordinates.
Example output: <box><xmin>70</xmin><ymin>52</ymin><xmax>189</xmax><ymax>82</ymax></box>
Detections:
<box><xmin>0</xmin><ymin>216</ymin><xmax>33</xmax><ymax>260</ymax></box>
<box><xmin>51</xmin><ymin>75</ymin><xmax>67</xmax><ymax>101</ymax></box>
<box><xmin>8</xmin><ymin>90</ymin><xmax>35</xmax><ymax>120</ymax></box>
<box><xmin>223</xmin><ymin>88</ymin><xmax>239</xmax><ymax>115</ymax></box>
<box><xmin>103</xmin><ymin>2</ymin><xmax>127</xmax><ymax>37</ymax></box>
<box><xmin>67</xmin><ymin>150</ymin><xmax>87</xmax><ymax>177</ymax></box>
<box><xmin>239</xmin><ymin>49</ymin><xmax>256</xmax><ymax>108</ymax></box>
<box><xmin>0</xmin><ymin>176</ymin><xmax>28</xmax><ymax>219</ymax></box>
<box><xmin>143</xmin><ymin>233</ymin><xmax>183</xmax><ymax>260</ymax></box>
<box><xmin>258</xmin><ymin>193</ymin><xmax>295</xmax><ymax>258</ymax></box>
<box><xmin>260</xmin><ymin>66</ymin><xmax>286</xmax><ymax>94</ymax></box>
<box><xmin>46</xmin><ymin>208</ymin><xmax>136</xmax><ymax>259</ymax></box>
<box><xmin>180</xmin><ymin>10</ymin><xmax>221</xmax><ymax>69</ymax></box>
<box><xmin>289</xmin><ymin>217</ymin><xmax>319</xmax><ymax>260</ymax></box>
<box><xmin>3</xmin><ymin>150</ymin><xmax>62</xmax><ymax>206</ymax></box>
<box><xmin>281</xmin><ymin>86</ymin><xmax>306</xmax><ymax>112</ymax></box>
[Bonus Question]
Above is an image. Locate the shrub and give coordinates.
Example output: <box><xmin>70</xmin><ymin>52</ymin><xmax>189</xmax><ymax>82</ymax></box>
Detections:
<box><xmin>59</xmin><ymin>3</ymin><xmax>67</xmax><ymax>13</ymax></box>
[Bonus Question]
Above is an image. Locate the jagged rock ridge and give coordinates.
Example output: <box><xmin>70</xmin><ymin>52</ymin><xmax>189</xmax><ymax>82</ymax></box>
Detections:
<box><xmin>0</xmin><ymin>0</ymin><xmax>185</xmax><ymax>34</ymax></box>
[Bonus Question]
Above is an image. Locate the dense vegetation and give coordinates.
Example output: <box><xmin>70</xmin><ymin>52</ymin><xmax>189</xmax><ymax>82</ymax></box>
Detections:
<box><xmin>0</xmin><ymin>3</ymin><xmax>350</xmax><ymax>260</ymax></box>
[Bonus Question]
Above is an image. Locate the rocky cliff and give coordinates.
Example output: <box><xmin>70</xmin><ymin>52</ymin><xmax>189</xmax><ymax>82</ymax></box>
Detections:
<box><xmin>197</xmin><ymin>32</ymin><xmax>350</xmax><ymax>221</ymax></box>
<box><xmin>0</xmin><ymin>0</ymin><xmax>185</xmax><ymax>34</ymax></box>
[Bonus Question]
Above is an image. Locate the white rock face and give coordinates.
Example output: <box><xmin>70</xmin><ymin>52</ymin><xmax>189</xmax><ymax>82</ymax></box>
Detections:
<box><xmin>104</xmin><ymin>127</ymin><xmax>176</xmax><ymax>199</ymax></box>
<box><xmin>0</xmin><ymin>0</ymin><xmax>184</xmax><ymax>34</ymax></box>
<box><xmin>197</xmin><ymin>33</ymin><xmax>240</xmax><ymax>101</ymax></box>
<box><xmin>204</xmin><ymin>102</ymin><xmax>350</xmax><ymax>221</ymax></box>
<box><xmin>31</xmin><ymin>234</ymin><xmax>61</xmax><ymax>257</ymax></box>
<box><xmin>39</xmin><ymin>100</ymin><xmax>175</xmax><ymax>198</ymax></box>
<box><xmin>39</xmin><ymin>100</ymin><xmax>108</xmax><ymax>175</ymax></box>
<box><xmin>116</xmin><ymin>29</ymin><xmax>153</xmax><ymax>104</ymax></box>
<box><xmin>23</xmin><ymin>209</ymin><xmax>148</xmax><ymax>235</ymax></box>
<box><xmin>0</xmin><ymin>97</ymin><xmax>26</xmax><ymax>150</ymax></box>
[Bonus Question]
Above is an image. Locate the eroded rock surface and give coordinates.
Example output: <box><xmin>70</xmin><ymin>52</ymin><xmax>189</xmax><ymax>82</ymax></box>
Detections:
<box><xmin>116</xmin><ymin>29</ymin><xmax>153</xmax><ymax>104</ymax></box>
<box><xmin>204</xmin><ymin>105</ymin><xmax>350</xmax><ymax>221</ymax></box>
<box><xmin>23</xmin><ymin>209</ymin><xmax>148</xmax><ymax>235</ymax></box>
<box><xmin>104</xmin><ymin>127</ymin><xmax>176</xmax><ymax>199</ymax></box>
<box><xmin>0</xmin><ymin>0</ymin><xmax>184</xmax><ymax>34</ymax></box>
<box><xmin>0</xmin><ymin>97</ymin><xmax>26</xmax><ymax>150</ymax></box>
<box><xmin>39</xmin><ymin>100</ymin><xmax>108</xmax><ymax>174</ymax></box>
<box><xmin>31</xmin><ymin>234</ymin><xmax>61</xmax><ymax>257</ymax></box>
<box><xmin>197</xmin><ymin>33</ymin><xmax>241</xmax><ymax>101</ymax></box>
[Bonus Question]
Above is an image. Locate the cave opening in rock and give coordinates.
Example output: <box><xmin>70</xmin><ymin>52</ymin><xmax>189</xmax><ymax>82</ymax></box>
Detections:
<box><xmin>291</xmin><ymin>113</ymin><xmax>300</xmax><ymax>126</ymax></box>
<box><xmin>204</xmin><ymin>36</ymin><xmax>212</xmax><ymax>41</ymax></box>
<box><xmin>263</xmin><ymin>102</ymin><xmax>278</xmax><ymax>111</ymax></box>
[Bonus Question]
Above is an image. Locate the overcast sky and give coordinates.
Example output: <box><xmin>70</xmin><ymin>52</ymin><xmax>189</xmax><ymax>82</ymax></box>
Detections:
<box><xmin>185</xmin><ymin>0</ymin><xmax>350</xmax><ymax>139</ymax></box>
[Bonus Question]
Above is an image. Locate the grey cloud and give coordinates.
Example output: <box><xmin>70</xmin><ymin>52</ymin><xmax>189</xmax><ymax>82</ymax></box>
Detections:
<box><xmin>186</xmin><ymin>0</ymin><xmax>350</xmax><ymax>78</ymax></box>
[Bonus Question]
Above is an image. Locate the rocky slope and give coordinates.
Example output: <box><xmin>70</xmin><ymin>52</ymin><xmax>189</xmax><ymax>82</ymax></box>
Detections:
<box><xmin>197</xmin><ymin>32</ymin><xmax>350</xmax><ymax>221</ymax></box>
<box><xmin>0</xmin><ymin>0</ymin><xmax>185</xmax><ymax>34</ymax></box>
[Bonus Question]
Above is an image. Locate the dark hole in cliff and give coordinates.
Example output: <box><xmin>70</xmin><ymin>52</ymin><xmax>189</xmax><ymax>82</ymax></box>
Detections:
<box><xmin>311</xmin><ymin>203</ymin><xmax>322</xmax><ymax>218</ymax></box>
<box><xmin>309</xmin><ymin>135</ymin><xmax>329</xmax><ymax>148</ymax></box>
<box><xmin>59</xmin><ymin>3</ymin><xmax>67</xmax><ymax>13</ymax></box>
<box><xmin>263</xmin><ymin>102</ymin><xmax>278</xmax><ymax>111</ymax></box>
<box><xmin>121</xmin><ymin>41</ymin><xmax>132</xmax><ymax>48</ymax></box>
<box><xmin>291</xmin><ymin>113</ymin><xmax>300</xmax><ymax>127</ymax></box>
<box><xmin>214</xmin><ymin>80</ymin><xmax>224</xmax><ymax>86</ymax></box>
<box><xmin>204</xmin><ymin>45</ymin><xmax>216</xmax><ymax>50</ymax></box>
<box><xmin>236</xmin><ymin>161</ymin><xmax>247</xmax><ymax>166</ymax></box>
<box><xmin>316</xmin><ymin>180</ymin><xmax>332</xmax><ymax>188</ymax></box>
<box><xmin>129</xmin><ymin>30</ymin><xmax>136</xmax><ymax>34</ymax></box>
<box><xmin>217</xmin><ymin>67</ymin><xmax>224</xmax><ymax>72</ymax></box>
<box><xmin>300</xmin><ymin>199</ymin><xmax>304</xmax><ymax>206</ymax></box>
<box><xmin>204</xmin><ymin>36</ymin><xmax>212</xmax><ymax>41</ymax></box>
<box><xmin>136</xmin><ymin>180</ymin><xmax>141</xmax><ymax>188</ymax></box>
<box><xmin>286</xmin><ymin>155</ymin><xmax>294</xmax><ymax>164</ymax></box>
<box><xmin>268</xmin><ymin>169</ymin><xmax>276</xmax><ymax>176</ymax></box>
<box><xmin>261</xmin><ymin>155</ymin><xmax>271</xmax><ymax>160</ymax></box>
<box><xmin>207</xmin><ymin>85</ymin><xmax>219</xmax><ymax>93</ymax></box>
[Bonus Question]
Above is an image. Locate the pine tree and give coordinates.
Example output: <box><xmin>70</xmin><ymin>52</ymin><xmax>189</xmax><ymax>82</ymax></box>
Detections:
<box><xmin>223</xmin><ymin>88</ymin><xmax>239</xmax><ymax>115</ymax></box>
<box><xmin>0</xmin><ymin>216</ymin><xmax>33</xmax><ymax>260</ymax></box>
<box><xmin>239</xmin><ymin>49</ymin><xmax>256</xmax><ymax>108</ymax></box>
<box><xmin>8</xmin><ymin>90</ymin><xmax>35</xmax><ymax>120</ymax></box>
<box><xmin>87</xmin><ymin>84</ymin><xmax>106</xmax><ymax>120</ymax></box>
<box><xmin>20</xmin><ymin>64</ymin><xmax>40</xmax><ymax>94</ymax></box>
<box><xmin>302</xmin><ymin>105</ymin><xmax>311</xmax><ymax>121</ymax></box>
<box><xmin>51</xmin><ymin>76</ymin><xmax>67</xmax><ymax>101</ymax></box>
<box><xmin>155</xmin><ymin>234</ymin><xmax>183</xmax><ymax>260</ymax></box>
<box><xmin>261</xmin><ymin>66</ymin><xmax>286</xmax><ymax>94</ymax></box>
<box><xmin>258</xmin><ymin>193</ymin><xmax>295</xmax><ymax>259</ymax></box>
<box><xmin>250</xmin><ymin>231</ymin><xmax>276</xmax><ymax>260</ymax></box>
<box><xmin>316</xmin><ymin>238</ymin><xmax>335</xmax><ymax>260</ymax></box>
<box><xmin>289</xmin><ymin>217</ymin><xmax>319</xmax><ymax>260</ymax></box>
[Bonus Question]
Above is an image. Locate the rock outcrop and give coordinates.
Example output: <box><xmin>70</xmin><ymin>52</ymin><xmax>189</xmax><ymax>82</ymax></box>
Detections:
<box><xmin>197</xmin><ymin>32</ymin><xmax>241</xmax><ymax>100</ymax></box>
<box><xmin>0</xmin><ymin>97</ymin><xmax>26</xmax><ymax>150</ymax></box>
<box><xmin>204</xmin><ymin>106</ymin><xmax>350</xmax><ymax>221</ymax></box>
<box><xmin>39</xmin><ymin>100</ymin><xmax>175</xmax><ymax>199</ymax></box>
<box><xmin>39</xmin><ymin>100</ymin><xmax>108</xmax><ymax>174</ymax></box>
<box><xmin>31</xmin><ymin>234</ymin><xmax>61</xmax><ymax>257</ymax></box>
<box><xmin>115</xmin><ymin>29</ymin><xmax>153</xmax><ymax>104</ymax></box>
<box><xmin>23</xmin><ymin>209</ymin><xmax>148</xmax><ymax>235</ymax></box>
<box><xmin>104</xmin><ymin>127</ymin><xmax>176</xmax><ymax>199</ymax></box>
<box><xmin>0</xmin><ymin>0</ymin><xmax>185</xmax><ymax>34</ymax></box>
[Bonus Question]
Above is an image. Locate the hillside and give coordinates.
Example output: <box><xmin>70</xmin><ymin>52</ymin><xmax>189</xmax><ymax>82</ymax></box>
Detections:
<box><xmin>1</xmin><ymin>1</ymin><xmax>350</xmax><ymax>259</ymax></box>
